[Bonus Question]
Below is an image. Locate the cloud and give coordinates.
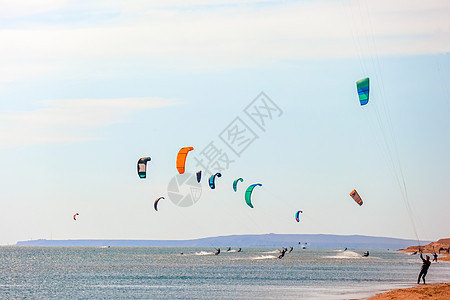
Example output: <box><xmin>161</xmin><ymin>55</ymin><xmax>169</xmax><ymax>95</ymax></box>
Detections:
<box><xmin>0</xmin><ymin>97</ymin><xmax>176</xmax><ymax>147</ymax></box>
<box><xmin>0</xmin><ymin>63</ymin><xmax>58</xmax><ymax>83</ymax></box>
<box><xmin>0</xmin><ymin>0</ymin><xmax>68</xmax><ymax>18</ymax></box>
<box><xmin>0</xmin><ymin>0</ymin><xmax>448</xmax><ymax>79</ymax></box>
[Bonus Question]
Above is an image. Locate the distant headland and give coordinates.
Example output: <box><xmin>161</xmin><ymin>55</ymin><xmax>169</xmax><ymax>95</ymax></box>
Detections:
<box><xmin>15</xmin><ymin>233</ymin><xmax>428</xmax><ymax>249</ymax></box>
<box><xmin>398</xmin><ymin>238</ymin><xmax>450</xmax><ymax>261</ymax></box>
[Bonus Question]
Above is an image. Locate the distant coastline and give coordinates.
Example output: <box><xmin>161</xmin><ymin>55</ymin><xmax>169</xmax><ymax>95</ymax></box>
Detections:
<box><xmin>15</xmin><ymin>233</ymin><xmax>427</xmax><ymax>249</ymax></box>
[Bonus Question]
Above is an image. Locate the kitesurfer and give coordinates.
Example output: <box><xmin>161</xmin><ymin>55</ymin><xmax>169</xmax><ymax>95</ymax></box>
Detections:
<box><xmin>344</xmin><ymin>248</ymin><xmax>347</xmax><ymax>251</ymax></box>
<box><xmin>417</xmin><ymin>251</ymin><xmax>431</xmax><ymax>284</ymax></box>
<box><xmin>226</xmin><ymin>247</ymin><xmax>231</xmax><ymax>252</ymax></box>
<box><xmin>363</xmin><ymin>251</ymin><xmax>369</xmax><ymax>257</ymax></box>
<box><xmin>278</xmin><ymin>248</ymin><xmax>287</xmax><ymax>259</ymax></box>
<box><xmin>215</xmin><ymin>248</ymin><xmax>220</xmax><ymax>255</ymax></box>
<box><xmin>432</xmin><ymin>253</ymin><xmax>438</xmax><ymax>262</ymax></box>
<box><xmin>288</xmin><ymin>247</ymin><xmax>293</xmax><ymax>253</ymax></box>
<box><xmin>237</xmin><ymin>248</ymin><xmax>242</xmax><ymax>252</ymax></box>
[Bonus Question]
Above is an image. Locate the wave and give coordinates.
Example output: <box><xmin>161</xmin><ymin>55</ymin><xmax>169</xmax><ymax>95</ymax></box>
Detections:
<box><xmin>194</xmin><ymin>251</ymin><xmax>214</xmax><ymax>256</ymax></box>
<box><xmin>251</xmin><ymin>255</ymin><xmax>278</xmax><ymax>260</ymax></box>
<box><xmin>325</xmin><ymin>250</ymin><xmax>363</xmax><ymax>259</ymax></box>
<box><xmin>261</xmin><ymin>250</ymin><xmax>281</xmax><ymax>254</ymax></box>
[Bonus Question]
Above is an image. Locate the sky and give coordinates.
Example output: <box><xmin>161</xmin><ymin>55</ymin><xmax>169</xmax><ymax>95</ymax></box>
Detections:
<box><xmin>0</xmin><ymin>0</ymin><xmax>449</xmax><ymax>245</ymax></box>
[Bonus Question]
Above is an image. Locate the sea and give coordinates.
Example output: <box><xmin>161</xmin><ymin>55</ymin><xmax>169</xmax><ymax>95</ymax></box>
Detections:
<box><xmin>1</xmin><ymin>247</ymin><xmax>449</xmax><ymax>299</ymax></box>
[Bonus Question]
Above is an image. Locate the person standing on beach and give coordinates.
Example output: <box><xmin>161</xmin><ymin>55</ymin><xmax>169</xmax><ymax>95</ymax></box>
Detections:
<box><xmin>417</xmin><ymin>251</ymin><xmax>431</xmax><ymax>284</ymax></box>
<box><xmin>432</xmin><ymin>253</ymin><xmax>438</xmax><ymax>262</ymax></box>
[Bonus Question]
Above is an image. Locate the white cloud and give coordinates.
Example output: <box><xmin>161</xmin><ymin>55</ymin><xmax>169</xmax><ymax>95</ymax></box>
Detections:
<box><xmin>0</xmin><ymin>63</ymin><xmax>58</xmax><ymax>83</ymax></box>
<box><xmin>0</xmin><ymin>97</ymin><xmax>176</xmax><ymax>147</ymax></box>
<box><xmin>117</xmin><ymin>0</ymin><xmax>274</xmax><ymax>9</ymax></box>
<box><xmin>0</xmin><ymin>0</ymin><xmax>448</xmax><ymax>79</ymax></box>
<box><xmin>0</xmin><ymin>0</ymin><xmax>68</xmax><ymax>18</ymax></box>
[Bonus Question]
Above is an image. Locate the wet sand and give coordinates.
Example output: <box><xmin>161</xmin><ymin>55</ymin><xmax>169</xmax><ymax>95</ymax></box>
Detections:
<box><xmin>437</xmin><ymin>254</ymin><xmax>450</xmax><ymax>262</ymax></box>
<box><xmin>368</xmin><ymin>282</ymin><xmax>450</xmax><ymax>299</ymax></box>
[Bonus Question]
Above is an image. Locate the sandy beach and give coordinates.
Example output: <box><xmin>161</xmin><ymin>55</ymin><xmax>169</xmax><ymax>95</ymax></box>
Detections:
<box><xmin>370</xmin><ymin>238</ymin><xmax>450</xmax><ymax>298</ymax></box>
<box><xmin>368</xmin><ymin>282</ymin><xmax>450</xmax><ymax>299</ymax></box>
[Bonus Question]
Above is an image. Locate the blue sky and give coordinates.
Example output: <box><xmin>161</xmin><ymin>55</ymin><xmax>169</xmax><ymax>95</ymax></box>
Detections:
<box><xmin>0</xmin><ymin>0</ymin><xmax>449</xmax><ymax>245</ymax></box>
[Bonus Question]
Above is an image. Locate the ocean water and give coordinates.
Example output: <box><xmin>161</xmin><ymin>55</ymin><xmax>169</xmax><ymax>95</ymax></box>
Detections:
<box><xmin>0</xmin><ymin>247</ymin><xmax>449</xmax><ymax>299</ymax></box>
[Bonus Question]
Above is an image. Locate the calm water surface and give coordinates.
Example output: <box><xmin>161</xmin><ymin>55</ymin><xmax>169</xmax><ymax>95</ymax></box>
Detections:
<box><xmin>1</xmin><ymin>247</ymin><xmax>449</xmax><ymax>299</ymax></box>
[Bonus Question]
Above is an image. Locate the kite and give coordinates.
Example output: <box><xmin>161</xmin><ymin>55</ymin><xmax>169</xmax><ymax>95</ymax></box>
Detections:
<box><xmin>154</xmin><ymin>197</ymin><xmax>165</xmax><ymax>211</ymax></box>
<box><xmin>233</xmin><ymin>178</ymin><xmax>243</xmax><ymax>192</ymax></box>
<box><xmin>137</xmin><ymin>157</ymin><xmax>151</xmax><ymax>179</ymax></box>
<box><xmin>176</xmin><ymin>147</ymin><xmax>194</xmax><ymax>174</ymax></box>
<box><xmin>209</xmin><ymin>173</ymin><xmax>222</xmax><ymax>189</ymax></box>
<box><xmin>350</xmin><ymin>189</ymin><xmax>363</xmax><ymax>206</ymax></box>
<box><xmin>245</xmin><ymin>183</ymin><xmax>262</xmax><ymax>208</ymax></box>
<box><xmin>356</xmin><ymin>77</ymin><xmax>370</xmax><ymax>106</ymax></box>
<box><xmin>295</xmin><ymin>210</ymin><xmax>303</xmax><ymax>222</ymax></box>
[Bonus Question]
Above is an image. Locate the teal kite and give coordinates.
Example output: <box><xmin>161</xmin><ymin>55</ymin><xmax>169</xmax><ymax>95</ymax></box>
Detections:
<box><xmin>245</xmin><ymin>183</ymin><xmax>262</xmax><ymax>208</ymax></box>
<box><xmin>233</xmin><ymin>178</ymin><xmax>243</xmax><ymax>192</ymax></box>
<box><xmin>209</xmin><ymin>173</ymin><xmax>222</xmax><ymax>189</ymax></box>
<box><xmin>356</xmin><ymin>77</ymin><xmax>369</xmax><ymax>106</ymax></box>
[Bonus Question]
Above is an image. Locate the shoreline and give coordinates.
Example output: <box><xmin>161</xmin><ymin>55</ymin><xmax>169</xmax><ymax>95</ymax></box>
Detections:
<box><xmin>367</xmin><ymin>282</ymin><xmax>450</xmax><ymax>299</ymax></box>
<box><xmin>397</xmin><ymin>238</ymin><xmax>450</xmax><ymax>262</ymax></box>
<box><xmin>397</xmin><ymin>249</ymin><xmax>450</xmax><ymax>262</ymax></box>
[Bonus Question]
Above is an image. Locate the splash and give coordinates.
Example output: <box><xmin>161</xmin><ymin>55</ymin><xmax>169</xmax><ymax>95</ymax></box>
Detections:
<box><xmin>251</xmin><ymin>255</ymin><xmax>277</xmax><ymax>260</ymax></box>
<box><xmin>194</xmin><ymin>251</ymin><xmax>214</xmax><ymax>256</ymax></box>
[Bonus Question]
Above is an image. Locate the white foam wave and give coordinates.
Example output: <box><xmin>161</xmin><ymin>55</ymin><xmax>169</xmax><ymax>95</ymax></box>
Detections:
<box><xmin>194</xmin><ymin>251</ymin><xmax>214</xmax><ymax>256</ymax></box>
<box><xmin>325</xmin><ymin>250</ymin><xmax>363</xmax><ymax>259</ymax></box>
<box><xmin>251</xmin><ymin>255</ymin><xmax>277</xmax><ymax>260</ymax></box>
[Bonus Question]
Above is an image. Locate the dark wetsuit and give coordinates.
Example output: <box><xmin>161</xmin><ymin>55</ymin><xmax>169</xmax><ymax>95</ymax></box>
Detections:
<box><xmin>432</xmin><ymin>253</ymin><xmax>438</xmax><ymax>262</ymax></box>
<box><xmin>215</xmin><ymin>248</ymin><xmax>220</xmax><ymax>255</ymax></box>
<box><xmin>417</xmin><ymin>253</ymin><xmax>431</xmax><ymax>284</ymax></box>
<box><xmin>278</xmin><ymin>248</ymin><xmax>287</xmax><ymax>259</ymax></box>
